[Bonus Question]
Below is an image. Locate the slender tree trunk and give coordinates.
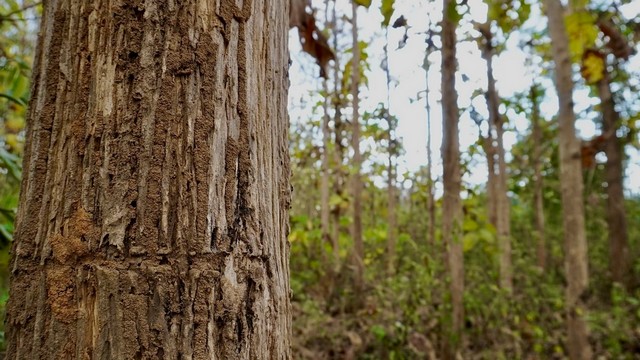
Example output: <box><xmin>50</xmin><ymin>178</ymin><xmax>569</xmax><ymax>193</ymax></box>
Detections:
<box><xmin>531</xmin><ymin>86</ymin><xmax>547</xmax><ymax>270</ymax></box>
<box><xmin>484</xmin><ymin>135</ymin><xmax>498</xmax><ymax>228</ymax></box>
<box><xmin>598</xmin><ymin>69</ymin><xmax>630</xmax><ymax>288</ymax></box>
<box><xmin>441</xmin><ymin>0</ymin><xmax>464</xmax><ymax>342</ymax></box>
<box><xmin>482</xmin><ymin>30</ymin><xmax>512</xmax><ymax>290</ymax></box>
<box><xmin>330</xmin><ymin>0</ymin><xmax>343</xmax><ymax>269</ymax></box>
<box><xmin>6</xmin><ymin>1</ymin><xmax>291</xmax><ymax>358</ymax></box>
<box><xmin>321</xmin><ymin>0</ymin><xmax>333</xmax><ymax>269</ymax></box>
<box><xmin>543</xmin><ymin>0</ymin><xmax>592</xmax><ymax>358</ymax></box>
<box><xmin>384</xmin><ymin>29</ymin><xmax>397</xmax><ymax>275</ymax></box>
<box><xmin>350</xmin><ymin>1</ymin><xmax>364</xmax><ymax>293</ymax></box>
<box><xmin>423</xmin><ymin>44</ymin><xmax>436</xmax><ymax>250</ymax></box>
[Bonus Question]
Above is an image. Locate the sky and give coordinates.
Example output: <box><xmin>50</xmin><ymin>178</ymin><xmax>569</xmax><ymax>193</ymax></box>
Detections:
<box><xmin>288</xmin><ymin>0</ymin><xmax>640</xmax><ymax>195</ymax></box>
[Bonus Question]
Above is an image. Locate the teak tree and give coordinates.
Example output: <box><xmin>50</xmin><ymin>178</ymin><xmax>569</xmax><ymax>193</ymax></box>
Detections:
<box><xmin>543</xmin><ymin>0</ymin><xmax>593</xmax><ymax>358</ymax></box>
<box><xmin>441</xmin><ymin>0</ymin><xmax>465</xmax><ymax>346</ymax></box>
<box><xmin>6</xmin><ymin>1</ymin><xmax>292</xmax><ymax>358</ymax></box>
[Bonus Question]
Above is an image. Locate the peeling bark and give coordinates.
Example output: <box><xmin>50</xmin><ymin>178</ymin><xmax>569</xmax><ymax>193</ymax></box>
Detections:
<box><xmin>6</xmin><ymin>1</ymin><xmax>291</xmax><ymax>358</ymax></box>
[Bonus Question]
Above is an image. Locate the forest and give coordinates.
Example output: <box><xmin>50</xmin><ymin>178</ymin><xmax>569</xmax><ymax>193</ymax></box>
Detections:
<box><xmin>0</xmin><ymin>0</ymin><xmax>639</xmax><ymax>359</ymax></box>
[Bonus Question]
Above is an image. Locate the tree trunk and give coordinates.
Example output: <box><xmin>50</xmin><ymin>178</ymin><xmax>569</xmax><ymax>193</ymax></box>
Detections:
<box><xmin>384</xmin><ymin>29</ymin><xmax>397</xmax><ymax>275</ymax></box>
<box><xmin>350</xmin><ymin>1</ymin><xmax>364</xmax><ymax>293</ymax></box>
<box><xmin>482</xmin><ymin>29</ymin><xmax>512</xmax><ymax>290</ymax></box>
<box><xmin>441</xmin><ymin>0</ymin><xmax>464</xmax><ymax>342</ymax></box>
<box><xmin>423</xmin><ymin>44</ymin><xmax>436</xmax><ymax>250</ymax></box>
<box><xmin>6</xmin><ymin>1</ymin><xmax>291</xmax><ymax>359</ymax></box>
<box><xmin>598</xmin><ymin>69</ymin><xmax>630</xmax><ymax>288</ymax></box>
<box><xmin>330</xmin><ymin>0</ymin><xmax>343</xmax><ymax>270</ymax></box>
<box><xmin>543</xmin><ymin>0</ymin><xmax>592</xmax><ymax>358</ymax></box>
<box><xmin>321</xmin><ymin>0</ymin><xmax>333</xmax><ymax>269</ymax></box>
<box><xmin>531</xmin><ymin>86</ymin><xmax>547</xmax><ymax>270</ymax></box>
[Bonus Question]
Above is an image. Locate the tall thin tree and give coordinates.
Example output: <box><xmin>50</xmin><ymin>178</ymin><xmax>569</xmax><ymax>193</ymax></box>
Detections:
<box><xmin>350</xmin><ymin>0</ymin><xmax>365</xmax><ymax>293</ymax></box>
<box><xmin>441</xmin><ymin>0</ymin><xmax>465</xmax><ymax>345</ymax></box>
<box><xmin>479</xmin><ymin>24</ymin><xmax>512</xmax><ymax>290</ymax></box>
<box><xmin>530</xmin><ymin>85</ymin><xmax>547</xmax><ymax>270</ymax></box>
<box><xmin>543</xmin><ymin>0</ymin><xmax>593</xmax><ymax>357</ymax></box>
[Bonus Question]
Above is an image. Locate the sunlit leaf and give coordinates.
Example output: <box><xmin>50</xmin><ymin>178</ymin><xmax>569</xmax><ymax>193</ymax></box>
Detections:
<box><xmin>565</xmin><ymin>11</ymin><xmax>598</xmax><ymax>62</ymax></box>
<box><xmin>380</xmin><ymin>0</ymin><xmax>395</xmax><ymax>27</ymax></box>
<box><xmin>580</xmin><ymin>50</ymin><xmax>605</xmax><ymax>84</ymax></box>
<box><xmin>354</xmin><ymin>0</ymin><xmax>372</xmax><ymax>8</ymax></box>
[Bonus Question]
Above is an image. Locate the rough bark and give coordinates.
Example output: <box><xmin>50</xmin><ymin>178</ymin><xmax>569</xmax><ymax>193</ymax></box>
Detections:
<box><xmin>598</xmin><ymin>70</ymin><xmax>630</xmax><ymax>288</ymax></box>
<box><xmin>531</xmin><ymin>86</ymin><xmax>547</xmax><ymax>270</ymax></box>
<box><xmin>441</xmin><ymin>0</ymin><xmax>464</xmax><ymax>339</ymax></box>
<box><xmin>482</xmin><ymin>34</ymin><xmax>512</xmax><ymax>290</ymax></box>
<box><xmin>543</xmin><ymin>0</ymin><xmax>592</xmax><ymax>358</ymax></box>
<box><xmin>350</xmin><ymin>1</ymin><xmax>364</xmax><ymax>292</ymax></box>
<box><xmin>6</xmin><ymin>1</ymin><xmax>291</xmax><ymax>359</ymax></box>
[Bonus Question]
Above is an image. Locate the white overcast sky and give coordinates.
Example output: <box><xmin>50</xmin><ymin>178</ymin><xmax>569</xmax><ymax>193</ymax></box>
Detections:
<box><xmin>288</xmin><ymin>0</ymin><xmax>640</xmax><ymax>195</ymax></box>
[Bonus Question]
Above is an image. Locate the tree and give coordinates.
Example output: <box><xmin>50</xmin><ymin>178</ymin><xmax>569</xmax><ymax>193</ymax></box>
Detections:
<box><xmin>5</xmin><ymin>1</ymin><xmax>291</xmax><ymax>358</ymax></box>
<box><xmin>441</xmin><ymin>0</ymin><xmax>465</xmax><ymax>346</ymax></box>
<box><xmin>530</xmin><ymin>85</ymin><xmax>547</xmax><ymax>270</ymax></box>
<box><xmin>382</xmin><ymin>29</ymin><xmax>398</xmax><ymax>275</ymax></box>
<box><xmin>478</xmin><ymin>22</ymin><xmax>512</xmax><ymax>291</ymax></box>
<box><xmin>350</xmin><ymin>0</ymin><xmax>365</xmax><ymax>293</ymax></box>
<box><xmin>597</xmin><ymin>64</ymin><xmax>630</xmax><ymax>288</ymax></box>
<box><xmin>543</xmin><ymin>0</ymin><xmax>593</xmax><ymax>358</ymax></box>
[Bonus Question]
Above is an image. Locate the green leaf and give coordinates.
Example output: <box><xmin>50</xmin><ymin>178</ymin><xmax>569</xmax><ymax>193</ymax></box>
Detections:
<box><xmin>463</xmin><ymin>218</ymin><xmax>479</xmax><ymax>232</ymax></box>
<box><xmin>463</xmin><ymin>233</ymin><xmax>478</xmax><ymax>252</ymax></box>
<box><xmin>564</xmin><ymin>11</ymin><xmax>597</xmax><ymax>62</ymax></box>
<box><xmin>0</xmin><ymin>93</ymin><xmax>26</xmax><ymax>107</ymax></box>
<box><xmin>0</xmin><ymin>224</ymin><xmax>13</xmax><ymax>243</ymax></box>
<box><xmin>354</xmin><ymin>0</ymin><xmax>372</xmax><ymax>8</ymax></box>
<box><xmin>0</xmin><ymin>148</ymin><xmax>22</xmax><ymax>180</ymax></box>
<box><xmin>371</xmin><ymin>325</ymin><xmax>386</xmax><ymax>340</ymax></box>
<box><xmin>380</xmin><ymin>0</ymin><xmax>395</xmax><ymax>27</ymax></box>
<box><xmin>446</xmin><ymin>0</ymin><xmax>462</xmax><ymax>24</ymax></box>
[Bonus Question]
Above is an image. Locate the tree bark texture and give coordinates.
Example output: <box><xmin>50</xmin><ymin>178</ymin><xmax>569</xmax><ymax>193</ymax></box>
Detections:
<box><xmin>597</xmin><ymin>70</ymin><xmax>630</xmax><ymax>288</ymax></box>
<box><xmin>6</xmin><ymin>1</ymin><xmax>291</xmax><ymax>359</ymax></box>
<box><xmin>350</xmin><ymin>1</ymin><xmax>364</xmax><ymax>293</ymax></box>
<box><xmin>543</xmin><ymin>0</ymin><xmax>592</xmax><ymax>358</ymax></box>
<box><xmin>531</xmin><ymin>86</ymin><xmax>547</xmax><ymax>270</ymax></box>
<box><xmin>441</xmin><ymin>0</ymin><xmax>464</xmax><ymax>337</ymax></box>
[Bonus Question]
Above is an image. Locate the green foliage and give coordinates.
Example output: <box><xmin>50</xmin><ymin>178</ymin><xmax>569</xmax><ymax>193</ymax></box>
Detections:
<box><xmin>380</xmin><ymin>0</ymin><xmax>395</xmax><ymax>27</ymax></box>
<box><xmin>564</xmin><ymin>11</ymin><xmax>598</xmax><ymax>62</ymax></box>
<box><xmin>354</xmin><ymin>0</ymin><xmax>372</xmax><ymax>8</ymax></box>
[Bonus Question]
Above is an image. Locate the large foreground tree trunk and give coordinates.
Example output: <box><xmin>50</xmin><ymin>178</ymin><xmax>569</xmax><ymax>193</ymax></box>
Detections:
<box><xmin>543</xmin><ymin>0</ymin><xmax>592</xmax><ymax>358</ymax></box>
<box><xmin>6</xmin><ymin>1</ymin><xmax>291</xmax><ymax>358</ymax></box>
